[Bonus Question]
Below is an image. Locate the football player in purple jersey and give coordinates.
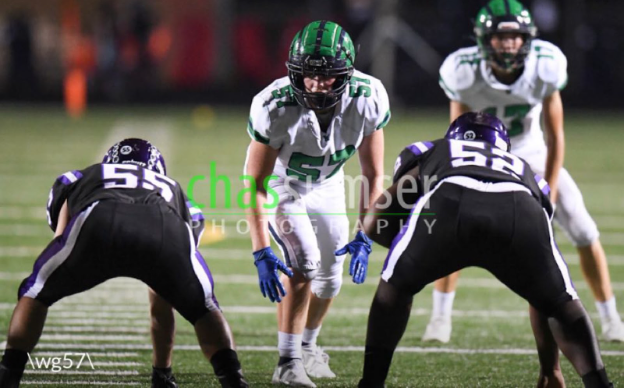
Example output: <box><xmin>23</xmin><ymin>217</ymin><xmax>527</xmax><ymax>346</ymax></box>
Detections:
<box><xmin>0</xmin><ymin>139</ymin><xmax>248</xmax><ymax>388</ymax></box>
<box><xmin>359</xmin><ymin>113</ymin><xmax>612</xmax><ymax>388</ymax></box>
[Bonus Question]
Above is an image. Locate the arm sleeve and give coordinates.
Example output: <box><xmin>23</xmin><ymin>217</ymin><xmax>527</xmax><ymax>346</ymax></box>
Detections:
<box><xmin>46</xmin><ymin>170</ymin><xmax>84</xmax><ymax>231</ymax></box>
<box><xmin>533</xmin><ymin>173</ymin><xmax>555</xmax><ymax>219</ymax></box>
<box><xmin>392</xmin><ymin>142</ymin><xmax>435</xmax><ymax>183</ymax></box>
<box><xmin>182</xmin><ymin>191</ymin><xmax>205</xmax><ymax>248</ymax></box>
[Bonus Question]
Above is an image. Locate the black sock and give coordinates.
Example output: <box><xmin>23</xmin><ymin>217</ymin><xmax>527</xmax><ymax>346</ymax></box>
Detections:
<box><xmin>0</xmin><ymin>349</ymin><xmax>28</xmax><ymax>388</ymax></box>
<box><xmin>152</xmin><ymin>366</ymin><xmax>173</xmax><ymax>377</ymax></box>
<box><xmin>211</xmin><ymin>348</ymin><xmax>241</xmax><ymax>376</ymax></box>
<box><xmin>359</xmin><ymin>345</ymin><xmax>395</xmax><ymax>388</ymax></box>
<box><xmin>582</xmin><ymin>368</ymin><xmax>612</xmax><ymax>388</ymax></box>
<box><xmin>1</xmin><ymin>349</ymin><xmax>28</xmax><ymax>373</ymax></box>
<box><xmin>211</xmin><ymin>349</ymin><xmax>248</xmax><ymax>388</ymax></box>
<box><xmin>278</xmin><ymin>356</ymin><xmax>298</xmax><ymax>366</ymax></box>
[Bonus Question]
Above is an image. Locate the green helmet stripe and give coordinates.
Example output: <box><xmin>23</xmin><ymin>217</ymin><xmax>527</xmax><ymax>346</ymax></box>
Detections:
<box><xmin>290</xmin><ymin>31</ymin><xmax>301</xmax><ymax>57</ymax></box>
<box><xmin>300</xmin><ymin>24</ymin><xmax>313</xmax><ymax>53</ymax></box>
<box><xmin>503</xmin><ymin>0</ymin><xmax>511</xmax><ymax>15</ymax></box>
<box><xmin>314</xmin><ymin>20</ymin><xmax>328</xmax><ymax>55</ymax></box>
<box><xmin>335</xmin><ymin>26</ymin><xmax>346</xmax><ymax>59</ymax></box>
<box><xmin>485</xmin><ymin>3</ymin><xmax>494</xmax><ymax>15</ymax></box>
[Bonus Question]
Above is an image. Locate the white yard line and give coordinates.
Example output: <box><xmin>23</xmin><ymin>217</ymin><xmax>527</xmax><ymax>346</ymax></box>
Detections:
<box><xmin>598</xmin><ymin>232</ymin><xmax>624</xmax><ymax>246</ymax></box>
<box><xmin>0</xmin><ymin>207</ymin><xmax>44</xmax><ymax>220</ymax></box>
<box><xmin>39</xmin><ymin>334</ymin><xmax>147</xmax><ymax>342</ymax></box>
<box><xmin>43</xmin><ymin>326</ymin><xmax>149</xmax><ymax>334</ymax></box>
<box><xmin>90</xmin><ymin>361</ymin><xmax>143</xmax><ymax>367</ymax></box>
<box><xmin>0</xmin><ymin>304</ymin><xmax>609</xmax><ymax>320</ymax></box>
<box><xmin>31</xmin><ymin>352</ymin><xmax>138</xmax><ymax>358</ymax></box>
<box><xmin>51</xmin><ymin>305</ymin><xmax>149</xmax><ymax>312</ymax></box>
<box><xmin>0</xmin><ymin>273</ymin><xmax>29</xmax><ymax>280</ymax></box>
<box><xmin>0</xmin><ymin>247</ymin><xmax>42</xmax><ymax>258</ymax></box>
<box><xmin>17</xmin><ymin>343</ymin><xmax>624</xmax><ymax>356</ymax></box>
<box><xmin>39</xmin><ymin>312</ymin><xmax>149</xmax><ymax>319</ymax></box>
<box><xmin>0</xmin><ymin>224</ymin><xmax>50</xmax><ymax>237</ymax></box>
<box><xmin>22</xmin><ymin>381</ymin><xmax>140</xmax><ymax>386</ymax></box>
<box><xmin>24</xmin><ymin>370</ymin><xmax>139</xmax><ymax>376</ymax></box>
<box><xmin>45</xmin><ymin>319</ymin><xmax>150</xmax><ymax>326</ymax></box>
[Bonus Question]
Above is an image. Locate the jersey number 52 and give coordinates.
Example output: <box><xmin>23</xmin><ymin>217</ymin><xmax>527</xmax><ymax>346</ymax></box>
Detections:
<box><xmin>450</xmin><ymin>140</ymin><xmax>525</xmax><ymax>179</ymax></box>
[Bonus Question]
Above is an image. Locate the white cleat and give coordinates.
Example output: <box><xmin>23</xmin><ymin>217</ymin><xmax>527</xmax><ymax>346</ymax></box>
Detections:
<box><xmin>302</xmin><ymin>344</ymin><xmax>336</xmax><ymax>378</ymax></box>
<box><xmin>272</xmin><ymin>359</ymin><xmax>317</xmax><ymax>387</ymax></box>
<box><xmin>421</xmin><ymin>316</ymin><xmax>452</xmax><ymax>343</ymax></box>
<box><xmin>601</xmin><ymin>316</ymin><xmax>624</xmax><ymax>342</ymax></box>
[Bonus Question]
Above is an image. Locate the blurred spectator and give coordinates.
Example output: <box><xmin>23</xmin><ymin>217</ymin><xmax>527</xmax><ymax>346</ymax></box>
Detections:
<box><xmin>5</xmin><ymin>12</ymin><xmax>38</xmax><ymax>100</ymax></box>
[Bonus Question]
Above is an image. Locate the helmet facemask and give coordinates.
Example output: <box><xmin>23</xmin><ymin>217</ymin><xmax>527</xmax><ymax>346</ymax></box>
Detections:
<box><xmin>287</xmin><ymin>57</ymin><xmax>353</xmax><ymax>110</ymax></box>
<box><xmin>286</xmin><ymin>21</ymin><xmax>356</xmax><ymax>111</ymax></box>
<box><xmin>480</xmin><ymin>31</ymin><xmax>533</xmax><ymax>73</ymax></box>
<box><xmin>474</xmin><ymin>1</ymin><xmax>537</xmax><ymax>73</ymax></box>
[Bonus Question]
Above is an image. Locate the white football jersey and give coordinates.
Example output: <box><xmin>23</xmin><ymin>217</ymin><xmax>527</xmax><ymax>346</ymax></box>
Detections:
<box><xmin>439</xmin><ymin>39</ymin><xmax>567</xmax><ymax>156</ymax></box>
<box><xmin>247</xmin><ymin>70</ymin><xmax>391</xmax><ymax>183</ymax></box>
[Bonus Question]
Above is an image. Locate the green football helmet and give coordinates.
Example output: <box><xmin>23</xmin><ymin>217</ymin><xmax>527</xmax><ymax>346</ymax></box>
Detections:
<box><xmin>286</xmin><ymin>20</ymin><xmax>356</xmax><ymax>110</ymax></box>
<box><xmin>474</xmin><ymin>0</ymin><xmax>537</xmax><ymax>72</ymax></box>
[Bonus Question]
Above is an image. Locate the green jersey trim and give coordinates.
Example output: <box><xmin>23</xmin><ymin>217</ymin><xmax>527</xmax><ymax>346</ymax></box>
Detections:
<box><xmin>376</xmin><ymin>110</ymin><xmax>391</xmax><ymax>130</ymax></box>
<box><xmin>439</xmin><ymin>76</ymin><xmax>456</xmax><ymax>98</ymax></box>
<box><xmin>247</xmin><ymin>118</ymin><xmax>270</xmax><ymax>145</ymax></box>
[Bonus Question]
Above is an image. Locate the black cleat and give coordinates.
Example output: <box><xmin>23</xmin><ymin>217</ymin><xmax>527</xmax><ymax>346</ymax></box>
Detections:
<box><xmin>0</xmin><ymin>364</ymin><xmax>21</xmax><ymax>388</ymax></box>
<box><xmin>151</xmin><ymin>368</ymin><xmax>178</xmax><ymax>388</ymax></box>
<box><xmin>217</xmin><ymin>369</ymin><xmax>249</xmax><ymax>388</ymax></box>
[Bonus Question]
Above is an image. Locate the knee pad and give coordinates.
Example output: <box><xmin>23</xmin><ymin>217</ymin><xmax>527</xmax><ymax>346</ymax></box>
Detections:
<box><xmin>311</xmin><ymin>273</ymin><xmax>343</xmax><ymax>299</ymax></box>
<box><xmin>553</xmin><ymin>170</ymin><xmax>599</xmax><ymax>247</ymax></box>
<box><xmin>300</xmin><ymin>268</ymin><xmax>319</xmax><ymax>281</ymax></box>
<box><xmin>555</xmin><ymin>210</ymin><xmax>599</xmax><ymax>247</ymax></box>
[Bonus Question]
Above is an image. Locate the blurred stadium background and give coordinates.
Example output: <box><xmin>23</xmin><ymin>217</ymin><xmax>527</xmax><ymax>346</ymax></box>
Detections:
<box><xmin>0</xmin><ymin>0</ymin><xmax>623</xmax><ymax>386</ymax></box>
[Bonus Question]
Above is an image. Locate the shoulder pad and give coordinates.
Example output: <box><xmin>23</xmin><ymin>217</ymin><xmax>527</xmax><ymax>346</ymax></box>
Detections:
<box><xmin>532</xmin><ymin>40</ymin><xmax>568</xmax><ymax>90</ymax></box>
<box><xmin>248</xmin><ymin>78</ymin><xmax>294</xmax><ymax>148</ymax></box>
<box><xmin>439</xmin><ymin>47</ymin><xmax>481</xmax><ymax>98</ymax></box>
<box><xmin>353</xmin><ymin>71</ymin><xmax>392</xmax><ymax>132</ymax></box>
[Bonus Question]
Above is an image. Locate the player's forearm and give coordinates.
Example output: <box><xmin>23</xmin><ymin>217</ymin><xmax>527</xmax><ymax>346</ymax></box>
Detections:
<box><xmin>542</xmin><ymin>91</ymin><xmax>565</xmax><ymax>203</ymax></box>
<box><xmin>358</xmin><ymin>174</ymin><xmax>385</xmax><ymax>228</ymax></box>
<box><xmin>544</xmin><ymin>130</ymin><xmax>564</xmax><ymax>203</ymax></box>
<box><xmin>245</xmin><ymin>190</ymin><xmax>271</xmax><ymax>251</ymax></box>
<box><xmin>53</xmin><ymin>201</ymin><xmax>69</xmax><ymax>238</ymax></box>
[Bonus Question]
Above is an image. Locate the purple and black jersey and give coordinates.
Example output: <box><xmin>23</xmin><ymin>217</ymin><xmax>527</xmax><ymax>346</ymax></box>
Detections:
<box><xmin>392</xmin><ymin>139</ymin><xmax>553</xmax><ymax>217</ymax></box>
<box><xmin>382</xmin><ymin>138</ymin><xmax>577</xmax><ymax>312</ymax></box>
<box><xmin>46</xmin><ymin>163</ymin><xmax>204</xmax><ymax>245</ymax></box>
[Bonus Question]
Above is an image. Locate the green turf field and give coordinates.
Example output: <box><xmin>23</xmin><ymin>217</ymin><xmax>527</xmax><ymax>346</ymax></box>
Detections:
<box><xmin>0</xmin><ymin>105</ymin><xmax>622</xmax><ymax>387</ymax></box>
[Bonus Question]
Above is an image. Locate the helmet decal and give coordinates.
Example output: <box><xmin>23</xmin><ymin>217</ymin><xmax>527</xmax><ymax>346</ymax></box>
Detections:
<box><xmin>445</xmin><ymin>112</ymin><xmax>511</xmax><ymax>151</ymax></box>
<box><xmin>103</xmin><ymin>138</ymin><xmax>167</xmax><ymax>175</ymax></box>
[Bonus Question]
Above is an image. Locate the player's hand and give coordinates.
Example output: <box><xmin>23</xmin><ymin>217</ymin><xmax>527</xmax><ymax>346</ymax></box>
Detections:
<box><xmin>336</xmin><ymin>231</ymin><xmax>373</xmax><ymax>284</ymax></box>
<box><xmin>253</xmin><ymin>247</ymin><xmax>293</xmax><ymax>303</ymax></box>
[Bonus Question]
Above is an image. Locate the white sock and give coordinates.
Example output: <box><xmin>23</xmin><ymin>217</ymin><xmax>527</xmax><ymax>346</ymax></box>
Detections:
<box><xmin>595</xmin><ymin>297</ymin><xmax>619</xmax><ymax>322</ymax></box>
<box><xmin>278</xmin><ymin>332</ymin><xmax>303</xmax><ymax>359</ymax></box>
<box><xmin>431</xmin><ymin>289</ymin><xmax>455</xmax><ymax>318</ymax></box>
<box><xmin>302</xmin><ymin>326</ymin><xmax>322</xmax><ymax>347</ymax></box>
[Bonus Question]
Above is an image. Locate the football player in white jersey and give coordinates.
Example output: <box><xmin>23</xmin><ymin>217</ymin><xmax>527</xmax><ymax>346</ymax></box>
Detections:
<box><xmin>243</xmin><ymin>20</ymin><xmax>390</xmax><ymax>386</ymax></box>
<box><xmin>425</xmin><ymin>0</ymin><xmax>624</xmax><ymax>344</ymax></box>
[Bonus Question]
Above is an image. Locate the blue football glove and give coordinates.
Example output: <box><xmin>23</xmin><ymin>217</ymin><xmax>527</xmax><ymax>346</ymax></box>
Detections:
<box><xmin>335</xmin><ymin>231</ymin><xmax>373</xmax><ymax>284</ymax></box>
<box><xmin>253</xmin><ymin>247</ymin><xmax>293</xmax><ymax>303</ymax></box>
